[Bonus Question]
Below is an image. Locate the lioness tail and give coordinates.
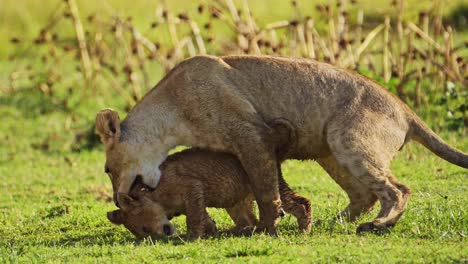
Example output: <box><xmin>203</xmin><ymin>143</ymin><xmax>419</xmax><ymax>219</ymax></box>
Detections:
<box><xmin>409</xmin><ymin>116</ymin><xmax>468</xmax><ymax>168</ymax></box>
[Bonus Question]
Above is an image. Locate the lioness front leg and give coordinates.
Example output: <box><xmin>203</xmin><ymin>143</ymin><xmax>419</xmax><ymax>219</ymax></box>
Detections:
<box><xmin>234</xmin><ymin>143</ymin><xmax>281</xmax><ymax>235</ymax></box>
<box><xmin>220</xmin><ymin>116</ymin><xmax>283</xmax><ymax>234</ymax></box>
<box><xmin>183</xmin><ymin>180</ymin><xmax>218</xmax><ymax>238</ymax></box>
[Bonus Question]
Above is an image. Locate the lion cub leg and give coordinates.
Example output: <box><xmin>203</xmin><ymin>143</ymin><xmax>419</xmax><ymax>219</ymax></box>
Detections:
<box><xmin>317</xmin><ymin>155</ymin><xmax>378</xmax><ymax>222</ymax></box>
<box><xmin>183</xmin><ymin>180</ymin><xmax>218</xmax><ymax>238</ymax></box>
<box><xmin>278</xmin><ymin>172</ymin><xmax>312</xmax><ymax>233</ymax></box>
<box><xmin>226</xmin><ymin>195</ymin><xmax>258</xmax><ymax>235</ymax></box>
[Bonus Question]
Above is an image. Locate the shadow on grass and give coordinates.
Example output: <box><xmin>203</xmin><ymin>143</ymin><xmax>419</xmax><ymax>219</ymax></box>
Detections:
<box><xmin>51</xmin><ymin>227</ymin><xmax>312</xmax><ymax>248</ymax></box>
<box><xmin>49</xmin><ymin>231</ymin><xmax>187</xmax><ymax>247</ymax></box>
<box><xmin>48</xmin><ymin>230</ymin><xmax>248</xmax><ymax>247</ymax></box>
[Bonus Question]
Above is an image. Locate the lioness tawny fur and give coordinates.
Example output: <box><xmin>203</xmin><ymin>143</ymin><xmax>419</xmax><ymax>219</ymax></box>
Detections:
<box><xmin>96</xmin><ymin>55</ymin><xmax>467</xmax><ymax>234</ymax></box>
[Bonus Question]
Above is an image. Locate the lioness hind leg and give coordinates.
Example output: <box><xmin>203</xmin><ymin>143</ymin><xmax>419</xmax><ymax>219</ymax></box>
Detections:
<box><xmin>278</xmin><ymin>170</ymin><xmax>312</xmax><ymax>233</ymax></box>
<box><xmin>317</xmin><ymin>155</ymin><xmax>378</xmax><ymax>222</ymax></box>
<box><xmin>326</xmin><ymin>114</ymin><xmax>412</xmax><ymax>233</ymax></box>
<box><xmin>328</xmin><ymin>148</ymin><xmax>411</xmax><ymax>233</ymax></box>
<box><xmin>353</xmin><ymin>169</ymin><xmax>411</xmax><ymax>234</ymax></box>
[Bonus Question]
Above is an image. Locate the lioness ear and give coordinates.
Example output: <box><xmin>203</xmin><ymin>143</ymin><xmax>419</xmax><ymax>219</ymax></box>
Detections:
<box><xmin>107</xmin><ymin>210</ymin><xmax>123</xmax><ymax>225</ymax></box>
<box><xmin>95</xmin><ymin>109</ymin><xmax>121</xmax><ymax>147</ymax></box>
<box><xmin>117</xmin><ymin>193</ymin><xmax>141</xmax><ymax>211</ymax></box>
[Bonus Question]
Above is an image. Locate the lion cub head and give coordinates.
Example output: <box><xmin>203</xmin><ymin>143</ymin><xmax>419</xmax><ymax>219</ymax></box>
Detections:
<box><xmin>107</xmin><ymin>193</ymin><xmax>175</xmax><ymax>239</ymax></box>
<box><xmin>95</xmin><ymin>109</ymin><xmax>164</xmax><ymax>206</ymax></box>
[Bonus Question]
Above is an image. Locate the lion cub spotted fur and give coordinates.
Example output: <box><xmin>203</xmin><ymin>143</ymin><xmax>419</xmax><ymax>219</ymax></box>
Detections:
<box><xmin>107</xmin><ymin>121</ymin><xmax>311</xmax><ymax>238</ymax></box>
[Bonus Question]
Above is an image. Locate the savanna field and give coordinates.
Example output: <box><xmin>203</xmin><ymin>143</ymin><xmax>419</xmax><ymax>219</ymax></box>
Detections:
<box><xmin>0</xmin><ymin>0</ymin><xmax>467</xmax><ymax>262</ymax></box>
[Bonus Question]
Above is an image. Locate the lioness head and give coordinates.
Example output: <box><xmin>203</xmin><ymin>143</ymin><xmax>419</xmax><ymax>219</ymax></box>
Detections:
<box><xmin>96</xmin><ymin>109</ymin><xmax>165</xmax><ymax>205</ymax></box>
<box><xmin>107</xmin><ymin>193</ymin><xmax>175</xmax><ymax>239</ymax></box>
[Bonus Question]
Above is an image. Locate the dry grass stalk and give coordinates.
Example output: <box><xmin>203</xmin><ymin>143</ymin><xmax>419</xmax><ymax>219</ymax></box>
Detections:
<box><xmin>402</xmin><ymin>30</ymin><xmax>414</xmax><ymax>77</ymax></box>
<box><xmin>187</xmin><ymin>38</ymin><xmax>197</xmax><ymax>57</ymax></box>
<box><xmin>383</xmin><ymin>16</ymin><xmax>391</xmax><ymax>82</ymax></box>
<box><xmin>355</xmin><ymin>9</ymin><xmax>364</xmax><ymax>49</ymax></box>
<box><xmin>6</xmin><ymin>0</ymin><xmax>467</xmax><ymax>110</ymax></box>
<box><xmin>396</xmin><ymin>0</ymin><xmax>404</xmax><ymax>80</ymax></box>
<box><xmin>167</xmin><ymin>10</ymin><xmax>180</xmax><ymax>48</ymax></box>
<box><xmin>337</xmin><ymin>0</ymin><xmax>346</xmax><ymax>40</ymax></box>
<box><xmin>305</xmin><ymin>19</ymin><xmax>316</xmax><ymax>59</ymax></box>
<box><xmin>355</xmin><ymin>24</ymin><xmax>384</xmax><ymax>59</ymax></box>
<box><xmin>445</xmin><ymin>27</ymin><xmax>460</xmax><ymax>77</ymax></box>
<box><xmin>66</xmin><ymin>0</ymin><xmax>92</xmax><ymax>84</ymax></box>
<box><xmin>327</xmin><ymin>1</ymin><xmax>337</xmax><ymax>63</ymax></box>
<box><xmin>242</xmin><ymin>0</ymin><xmax>256</xmax><ymax>35</ymax></box>
<box><xmin>224</xmin><ymin>0</ymin><xmax>240</xmax><ymax>22</ymax></box>
<box><xmin>412</xmin><ymin>45</ymin><xmax>463</xmax><ymax>84</ymax></box>
<box><xmin>415</xmin><ymin>68</ymin><xmax>422</xmax><ymax>108</ymax></box>
<box><xmin>432</xmin><ymin>0</ymin><xmax>444</xmax><ymax>38</ymax></box>
<box><xmin>102</xmin><ymin>70</ymin><xmax>136</xmax><ymax>106</ymax></box>
<box><xmin>407</xmin><ymin>22</ymin><xmax>443</xmax><ymax>53</ymax></box>
<box><xmin>190</xmin><ymin>21</ymin><xmax>207</xmax><ymax>54</ymax></box>
<box><xmin>131</xmin><ymin>27</ymin><xmax>149</xmax><ymax>94</ymax></box>
<box><xmin>296</xmin><ymin>23</ymin><xmax>308</xmax><ymax>57</ymax></box>
<box><xmin>311</xmin><ymin>27</ymin><xmax>333</xmax><ymax>61</ymax></box>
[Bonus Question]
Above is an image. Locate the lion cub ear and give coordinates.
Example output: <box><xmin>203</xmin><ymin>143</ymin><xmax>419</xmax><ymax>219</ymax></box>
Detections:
<box><xmin>117</xmin><ymin>193</ymin><xmax>143</xmax><ymax>212</ymax></box>
<box><xmin>95</xmin><ymin>109</ymin><xmax>121</xmax><ymax>147</ymax></box>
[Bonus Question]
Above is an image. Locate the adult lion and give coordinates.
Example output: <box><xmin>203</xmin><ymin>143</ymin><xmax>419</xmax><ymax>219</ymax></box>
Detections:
<box><xmin>96</xmin><ymin>55</ymin><xmax>467</xmax><ymax>234</ymax></box>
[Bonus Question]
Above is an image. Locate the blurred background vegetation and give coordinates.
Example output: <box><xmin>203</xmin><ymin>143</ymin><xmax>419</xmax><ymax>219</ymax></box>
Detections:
<box><xmin>0</xmin><ymin>0</ymin><xmax>466</xmax><ymax>154</ymax></box>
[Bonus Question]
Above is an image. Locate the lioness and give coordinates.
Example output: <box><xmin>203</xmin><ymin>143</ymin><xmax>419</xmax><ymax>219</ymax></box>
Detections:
<box><xmin>107</xmin><ymin>148</ymin><xmax>311</xmax><ymax>239</ymax></box>
<box><xmin>96</xmin><ymin>55</ymin><xmax>467</xmax><ymax>234</ymax></box>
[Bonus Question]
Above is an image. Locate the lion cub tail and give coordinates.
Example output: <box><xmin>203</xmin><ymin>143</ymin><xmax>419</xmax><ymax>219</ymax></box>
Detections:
<box><xmin>409</xmin><ymin>116</ymin><xmax>468</xmax><ymax>168</ymax></box>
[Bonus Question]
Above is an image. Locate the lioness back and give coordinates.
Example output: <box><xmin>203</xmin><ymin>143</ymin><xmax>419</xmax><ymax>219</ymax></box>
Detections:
<box><xmin>160</xmin><ymin>55</ymin><xmax>408</xmax><ymax>159</ymax></box>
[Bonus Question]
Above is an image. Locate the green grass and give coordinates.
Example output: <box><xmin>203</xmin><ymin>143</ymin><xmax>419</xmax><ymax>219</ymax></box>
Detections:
<box><xmin>0</xmin><ymin>91</ymin><xmax>467</xmax><ymax>263</ymax></box>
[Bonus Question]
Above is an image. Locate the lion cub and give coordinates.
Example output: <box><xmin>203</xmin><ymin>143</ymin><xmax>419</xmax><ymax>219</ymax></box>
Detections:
<box><xmin>107</xmin><ymin>121</ymin><xmax>311</xmax><ymax>238</ymax></box>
